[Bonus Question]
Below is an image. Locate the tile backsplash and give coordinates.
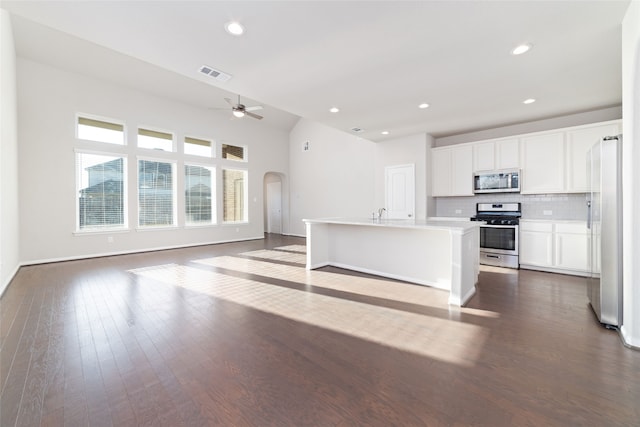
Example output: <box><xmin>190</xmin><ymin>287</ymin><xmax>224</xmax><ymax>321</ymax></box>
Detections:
<box><xmin>435</xmin><ymin>193</ymin><xmax>588</xmax><ymax>221</ymax></box>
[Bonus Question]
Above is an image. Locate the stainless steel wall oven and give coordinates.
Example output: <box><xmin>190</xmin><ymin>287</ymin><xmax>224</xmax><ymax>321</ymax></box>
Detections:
<box><xmin>470</xmin><ymin>203</ymin><xmax>521</xmax><ymax>269</ymax></box>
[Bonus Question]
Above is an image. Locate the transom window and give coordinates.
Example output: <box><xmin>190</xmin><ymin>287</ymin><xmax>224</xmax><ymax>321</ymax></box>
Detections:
<box><xmin>222</xmin><ymin>144</ymin><xmax>246</xmax><ymax>161</ymax></box>
<box><xmin>77</xmin><ymin>116</ymin><xmax>125</xmax><ymax>145</ymax></box>
<box><xmin>184</xmin><ymin>136</ymin><xmax>213</xmax><ymax>157</ymax></box>
<box><xmin>138</xmin><ymin>128</ymin><xmax>174</xmax><ymax>151</ymax></box>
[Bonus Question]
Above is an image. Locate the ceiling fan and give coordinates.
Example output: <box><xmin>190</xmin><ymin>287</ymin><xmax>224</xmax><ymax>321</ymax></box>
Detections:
<box><xmin>224</xmin><ymin>95</ymin><xmax>263</xmax><ymax>120</ymax></box>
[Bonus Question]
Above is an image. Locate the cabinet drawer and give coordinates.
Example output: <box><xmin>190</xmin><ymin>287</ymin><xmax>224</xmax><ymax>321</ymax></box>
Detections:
<box><xmin>555</xmin><ymin>222</ymin><xmax>588</xmax><ymax>234</ymax></box>
<box><xmin>519</xmin><ymin>221</ymin><xmax>553</xmax><ymax>233</ymax></box>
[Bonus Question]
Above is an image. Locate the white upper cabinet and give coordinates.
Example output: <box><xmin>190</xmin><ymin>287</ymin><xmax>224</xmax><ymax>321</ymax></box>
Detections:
<box><xmin>520</xmin><ymin>132</ymin><xmax>565</xmax><ymax>194</ymax></box>
<box><xmin>565</xmin><ymin>121</ymin><xmax>621</xmax><ymax>192</ymax></box>
<box><xmin>432</xmin><ymin>145</ymin><xmax>473</xmax><ymax>197</ymax></box>
<box><xmin>473</xmin><ymin>142</ymin><xmax>495</xmax><ymax>171</ymax></box>
<box><xmin>432</xmin><ymin>119</ymin><xmax>621</xmax><ymax>197</ymax></box>
<box><xmin>495</xmin><ymin>138</ymin><xmax>520</xmax><ymax>169</ymax></box>
<box><xmin>472</xmin><ymin>138</ymin><xmax>519</xmax><ymax>172</ymax></box>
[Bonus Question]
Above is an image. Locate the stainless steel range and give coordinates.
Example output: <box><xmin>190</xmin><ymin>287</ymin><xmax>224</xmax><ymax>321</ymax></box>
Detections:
<box><xmin>470</xmin><ymin>202</ymin><xmax>521</xmax><ymax>269</ymax></box>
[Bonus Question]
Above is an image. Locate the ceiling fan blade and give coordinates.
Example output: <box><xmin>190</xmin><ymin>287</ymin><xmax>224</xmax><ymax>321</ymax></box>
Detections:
<box><xmin>245</xmin><ymin>105</ymin><xmax>263</xmax><ymax>112</ymax></box>
<box><xmin>224</xmin><ymin>97</ymin><xmax>234</xmax><ymax>106</ymax></box>
<box><xmin>245</xmin><ymin>111</ymin><xmax>263</xmax><ymax>120</ymax></box>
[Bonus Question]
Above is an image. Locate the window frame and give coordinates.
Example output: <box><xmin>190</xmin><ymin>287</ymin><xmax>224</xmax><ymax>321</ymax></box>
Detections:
<box><xmin>76</xmin><ymin>113</ymin><xmax>126</xmax><ymax>146</ymax></box>
<box><xmin>221</xmin><ymin>167</ymin><xmax>249</xmax><ymax>224</ymax></box>
<box><xmin>221</xmin><ymin>143</ymin><xmax>248</xmax><ymax>162</ymax></box>
<box><xmin>137</xmin><ymin>126</ymin><xmax>175</xmax><ymax>152</ymax></box>
<box><xmin>136</xmin><ymin>156</ymin><xmax>178</xmax><ymax>229</ymax></box>
<box><xmin>184</xmin><ymin>162</ymin><xmax>216</xmax><ymax>227</ymax></box>
<box><xmin>75</xmin><ymin>149</ymin><xmax>129</xmax><ymax>233</ymax></box>
<box><xmin>184</xmin><ymin>135</ymin><xmax>215</xmax><ymax>159</ymax></box>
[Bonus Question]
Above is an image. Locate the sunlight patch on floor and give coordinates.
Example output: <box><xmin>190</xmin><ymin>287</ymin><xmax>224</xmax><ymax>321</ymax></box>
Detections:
<box><xmin>195</xmin><ymin>255</ymin><xmax>450</xmax><ymax>307</ymax></box>
<box><xmin>129</xmin><ymin>262</ymin><xmax>489</xmax><ymax>366</ymax></box>
<box><xmin>272</xmin><ymin>245</ymin><xmax>307</xmax><ymax>254</ymax></box>
<box><xmin>239</xmin><ymin>249</ymin><xmax>306</xmax><ymax>265</ymax></box>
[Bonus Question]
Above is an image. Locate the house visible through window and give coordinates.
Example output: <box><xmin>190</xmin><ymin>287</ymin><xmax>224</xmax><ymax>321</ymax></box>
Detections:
<box><xmin>223</xmin><ymin>169</ymin><xmax>247</xmax><ymax>222</ymax></box>
<box><xmin>184</xmin><ymin>136</ymin><xmax>213</xmax><ymax>157</ymax></box>
<box><xmin>185</xmin><ymin>164</ymin><xmax>215</xmax><ymax>225</ymax></box>
<box><xmin>138</xmin><ymin>128</ymin><xmax>173</xmax><ymax>151</ymax></box>
<box><xmin>138</xmin><ymin>159</ymin><xmax>175</xmax><ymax>227</ymax></box>
<box><xmin>76</xmin><ymin>152</ymin><xmax>126</xmax><ymax>230</ymax></box>
<box><xmin>77</xmin><ymin>116</ymin><xmax>124</xmax><ymax>145</ymax></box>
<box><xmin>222</xmin><ymin>144</ymin><xmax>245</xmax><ymax>161</ymax></box>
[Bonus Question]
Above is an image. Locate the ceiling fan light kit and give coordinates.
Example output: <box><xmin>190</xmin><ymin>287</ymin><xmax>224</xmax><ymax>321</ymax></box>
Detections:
<box><xmin>223</xmin><ymin>96</ymin><xmax>264</xmax><ymax>120</ymax></box>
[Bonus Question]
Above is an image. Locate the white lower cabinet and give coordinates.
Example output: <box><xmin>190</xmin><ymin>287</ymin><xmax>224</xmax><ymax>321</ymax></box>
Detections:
<box><xmin>519</xmin><ymin>220</ymin><xmax>590</xmax><ymax>276</ymax></box>
<box><xmin>519</xmin><ymin>222</ymin><xmax>553</xmax><ymax>267</ymax></box>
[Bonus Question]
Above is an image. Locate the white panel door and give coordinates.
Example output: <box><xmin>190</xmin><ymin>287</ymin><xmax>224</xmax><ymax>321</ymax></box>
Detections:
<box><xmin>266</xmin><ymin>181</ymin><xmax>282</xmax><ymax>234</ymax></box>
<box><xmin>385</xmin><ymin>164</ymin><xmax>415</xmax><ymax>219</ymax></box>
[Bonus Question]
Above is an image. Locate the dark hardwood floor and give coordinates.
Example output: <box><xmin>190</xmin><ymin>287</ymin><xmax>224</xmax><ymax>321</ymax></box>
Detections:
<box><xmin>1</xmin><ymin>234</ymin><xmax>639</xmax><ymax>426</ymax></box>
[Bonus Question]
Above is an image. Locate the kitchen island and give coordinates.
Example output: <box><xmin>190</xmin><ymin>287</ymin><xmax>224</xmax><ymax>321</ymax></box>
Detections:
<box><xmin>303</xmin><ymin>218</ymin><xmax>480</xmax><ymax>306</ymax></box>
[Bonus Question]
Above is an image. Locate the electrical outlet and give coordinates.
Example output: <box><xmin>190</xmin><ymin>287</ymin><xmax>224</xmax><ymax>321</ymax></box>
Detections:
<box><xmin>107</xmin><ymin>236</ymin><xmax>114</xmax><ymax>243</ymax></box>
<box><xmin>455</xmin><ymin>209</ymin><xmax>462</xmax><ymax>214</ymax></box>
<box><xmin>543</xmin><ymin>210</ymin><xmax>552</xmax><ymax>216</ymax></box>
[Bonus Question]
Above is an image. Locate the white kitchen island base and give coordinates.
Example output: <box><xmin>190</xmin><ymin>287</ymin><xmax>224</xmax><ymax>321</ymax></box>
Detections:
<box><xmin>303</xmin><ymin>218</ymin><xmax>480</xmax><ymax>306</ymax></box>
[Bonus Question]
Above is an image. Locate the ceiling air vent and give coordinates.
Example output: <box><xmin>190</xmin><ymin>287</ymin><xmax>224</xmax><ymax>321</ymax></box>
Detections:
<box><xmin>351</xmin><ymin>127</ymin><xmax>365</xmax><ymax>133</ymax></box>
<box><xmin>198</xmin><ymin>65</ymin><xmax>232</xmax><ymax>82</ymax></box>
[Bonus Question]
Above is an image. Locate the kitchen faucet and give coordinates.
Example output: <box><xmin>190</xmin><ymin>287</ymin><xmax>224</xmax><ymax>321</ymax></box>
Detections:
<box><xmin>378</xmin><ymin>208</ymin><xmax>386</xmax><ymax>220</ymax></box>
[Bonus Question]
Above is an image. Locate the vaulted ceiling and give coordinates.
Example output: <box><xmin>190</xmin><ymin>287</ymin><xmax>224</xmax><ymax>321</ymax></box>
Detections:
<box><xmin>2</xmin><ymin>1</ymin><xmax>630</xmax><ymax>141</ymax></box>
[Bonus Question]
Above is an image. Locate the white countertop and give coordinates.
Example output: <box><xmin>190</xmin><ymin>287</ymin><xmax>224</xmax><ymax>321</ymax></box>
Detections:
<box><xmin>303</xmin><ymin>217</ymin><xmax>479</xmax><ymax>232</ymax></box>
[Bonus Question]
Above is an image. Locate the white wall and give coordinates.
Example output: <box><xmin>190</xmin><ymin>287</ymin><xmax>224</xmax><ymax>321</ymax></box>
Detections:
<box><xmin>0</xmin><ymin>10</ymin><xmax>20</xmax><ymax>295</ymax></box>
<box><xmin>289</xmin><ymin>119</ymin><xmax>376</xmax><ymax>236</ymax></box>
<box><xmin>374</xmin><ymin>133</ymin><xmax>428</xmax><ymax>219</ymax></box>
<box><xmin>621</xmin><ymin>0</ymin><xmax>640</xmax><ymax>348</ymax></box>
<box><xmin>17</xmin><ymin>58</ymin><xmax>289</xmax><ymax>264</ymax></box>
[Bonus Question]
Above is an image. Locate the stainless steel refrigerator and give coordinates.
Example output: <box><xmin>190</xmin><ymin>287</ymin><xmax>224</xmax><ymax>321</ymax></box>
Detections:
<box><xmin>586</xmin><ymin>135</ymin><xmax>623</xmax><ymax>327</ymax></box>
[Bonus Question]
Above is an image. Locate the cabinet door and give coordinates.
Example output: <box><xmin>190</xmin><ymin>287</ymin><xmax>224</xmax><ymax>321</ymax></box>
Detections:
<box><xmin>432</xmin><ymin>148</ymin><xmax>452</xmax><ymax>196</ymax></box>
<box><xmin>555</xmin><ymin>233</ymin><xmax>590</xmax><ymax>272</ymax></box>
<box><xmin>473</xmin><ymin>142</ymin><xmax>495</xmax><ymax>172</ymax></box>
<box><xmin>452</xmin><ymin>145</ymin><xmax>473</xmax><ymax>196</ymax></box>
<box><xmin>520</xmin><ymin>228</ymin><xmax>553</xmax><ymax>267</ymax></box>
<box><xmin>521</xmin><ymin>132</ymin><xmax>565</xmax><ymax>194</ymax></box>
<box><xmin>565</xmin><ymin>122</ymin><xmax>621</xmax><ymax>192</ymax></box>
<box><xmin>495</xmin><ymin>138</ymin><xmax>520</xmax><ymax>169</ymax></box>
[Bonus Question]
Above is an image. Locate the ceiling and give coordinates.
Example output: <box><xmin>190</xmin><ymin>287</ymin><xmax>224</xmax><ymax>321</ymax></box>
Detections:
<box><xmin>2</xmin><ymin>0</ymin><xmax>630</xmax><ymax>142</ymax></box>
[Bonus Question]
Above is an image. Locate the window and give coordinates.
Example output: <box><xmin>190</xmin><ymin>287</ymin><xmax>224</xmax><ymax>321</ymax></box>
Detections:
<box><xmin>221</xmin><ymin>144</ymin><xmax>245</xmax><ymax>161</ymax></box>
<box><xmin>222</xmin><ymin>169</ymin><xmax>247</xmax><ymax>222</ymax></box>
<box><xmin>76</xmin><ymin>152</ymin><xmax>126</xmax><ymax>230</ymax></box>
<box><xmin>138</xmin><ymin>159</ymin><xmax>175</xmax><ymax>227</ymax></box>
<box><xmin>185</xmin><ymin>164</ymin><xmax>215</xmax><ymax>225</ymax></box>
<box><xmin>77</xmin><ymin>116</ymin><xmax>124</xmax><ymax>145</ymax></box>
<box><xmin>138</xmin><ymin>128</ymin><xmax>173</xmax><ymax>151</ymax></box>
<box><xmin>184</xmin><ymin>136</ymin><xmax>213</xmax><ymax>157</ymax></box>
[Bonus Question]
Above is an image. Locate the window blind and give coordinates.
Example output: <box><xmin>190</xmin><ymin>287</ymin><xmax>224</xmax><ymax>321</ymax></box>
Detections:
<box><xmin>138</xmin><ymin>160</ymin><xmax>175</xmax><ymax>227</ymax></box>
<box><xmin>76</xmin><ymin>153</ymin><xmax>126</xmax><ymax>230</ymax></box>
<box><xmin>185</xmin><ymin>165</ymin><xmax>215</xmax><ymax>225</ymax></box>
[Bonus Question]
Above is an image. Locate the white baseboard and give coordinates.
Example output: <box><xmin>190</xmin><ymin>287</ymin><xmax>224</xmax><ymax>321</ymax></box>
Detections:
<box><xmin>19</xmin><ymin>236</ymin><xmax>266</xmax><ymax>267</ymax></box>
<box><xmin>0</xmin><ymin>263</ymin><xmax>21</xmax><ymax>298</ymax></box>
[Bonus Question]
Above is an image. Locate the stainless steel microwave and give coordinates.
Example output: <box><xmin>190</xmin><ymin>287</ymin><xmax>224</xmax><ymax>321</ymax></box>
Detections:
<box><xmin>473</xmin><ymin>169</ymin><xmax>520</xmax><ymax>193</ymax></box>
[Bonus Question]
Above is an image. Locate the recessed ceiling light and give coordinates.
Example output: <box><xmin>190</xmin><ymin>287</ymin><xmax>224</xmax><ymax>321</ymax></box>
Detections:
<box><xmin>381</xmin><ymin>131</ymin><xmax>389</xmax><ymax>135</ymax></box>
<box><xmin>225</xmin><ymin>21</ymin><xmax>245</xmax><ymax>36</ymax></box>
<box><xmin>512</xmin><ymin>44</ymin><xmax>532</xmax><ymax>55</ymax></box>
<box><xmin>329</xmin><ymin>107</ymin><xmax>340</xmax><ymax>113</ymax></box>
<box><xmin>523</xmin><ymin>98</ymin><xmax>536</xmax><ymax>104</ymax></box>
<box><xmin>418</xmin><ymin>103</ymin><xmax>430</xmax><ymax>109</ymax></box>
